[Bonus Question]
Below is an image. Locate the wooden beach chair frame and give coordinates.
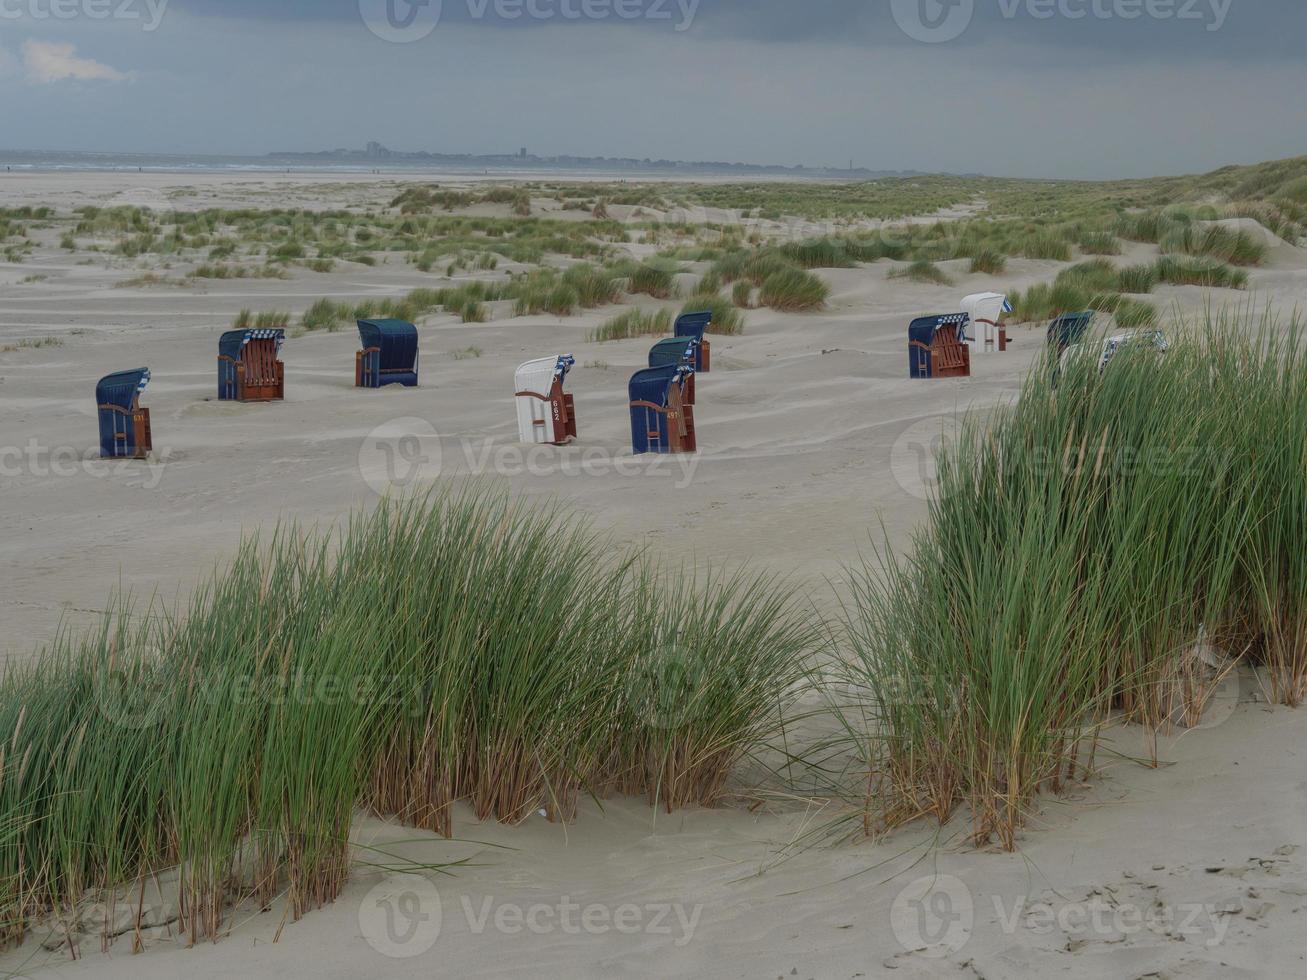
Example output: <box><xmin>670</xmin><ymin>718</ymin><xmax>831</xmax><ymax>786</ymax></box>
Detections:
<box><xmin>218</xmin><ymin>328</ymin><xmax>286</xmax><ymax>402</ymax></box>
<box><xmin>515</xmin><ymin>355</ymin><xmax>578</xmax><ymax>445</ymax></box>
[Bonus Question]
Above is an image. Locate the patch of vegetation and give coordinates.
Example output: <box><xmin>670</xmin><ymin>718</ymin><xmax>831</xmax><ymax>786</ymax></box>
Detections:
<box><xmin>588</xmin><ymin>307</ymin><xmax>673</xmax><ymax>343</ymax></box>
<box><xmin>889</xmin><ymin>260</ymin><xmax>952</xmax><ymax>285</ymax></box>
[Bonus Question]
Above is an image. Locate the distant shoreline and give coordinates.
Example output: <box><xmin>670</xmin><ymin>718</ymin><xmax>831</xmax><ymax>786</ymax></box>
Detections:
<box><xmin>0</xmin><ymin>149</ymin><xmax>936</xmax><ymax>183</ymax></box>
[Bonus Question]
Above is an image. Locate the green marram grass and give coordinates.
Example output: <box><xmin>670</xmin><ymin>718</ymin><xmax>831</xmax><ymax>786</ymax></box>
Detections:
<box><xmin>0</xmin><ymin>490</ymin><xmax>812</xmax><ymax>949</ymax></box>
<box><xmin>827</xmin><ymin>310</ymin><xmax>1307</xmax><ymax>848</ymax></box>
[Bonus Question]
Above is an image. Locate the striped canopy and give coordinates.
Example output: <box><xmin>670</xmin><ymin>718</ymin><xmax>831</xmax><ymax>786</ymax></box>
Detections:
<box><xmin>219</xmin><ymin>328</ymin><xmax>286</xmax><ymax>361</ymax></box>
<box><xmin>629</xmin><ymin>363</ymin><xmax>692</xmax><ymax>408</ymax></box>
<box><xmin>96</xmin><ymin>368</ymin><xmax>150</xmax><ymax>411</ymax></box>
<box><xmin>910</xmin><ymin>313</ymin><xmax>970</xmax><ymax>347</ymax></box>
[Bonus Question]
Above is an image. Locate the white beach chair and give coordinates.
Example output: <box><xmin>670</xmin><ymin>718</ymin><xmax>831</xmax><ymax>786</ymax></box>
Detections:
<box><xmin>514</xmin><ymin>355</ymin><xmax>577</xmax><ymax>445</ymax></box>
<box><xmin>960</xmin><ymin>292</ymin><xmax>1013</xmax><ymax>353</ymax></box>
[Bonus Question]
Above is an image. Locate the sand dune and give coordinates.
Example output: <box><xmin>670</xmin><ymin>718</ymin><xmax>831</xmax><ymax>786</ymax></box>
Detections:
<box><xmin>2</xmin><ymin>173</ymin><xmax>1304</xmax><ymax>978</ymax></box>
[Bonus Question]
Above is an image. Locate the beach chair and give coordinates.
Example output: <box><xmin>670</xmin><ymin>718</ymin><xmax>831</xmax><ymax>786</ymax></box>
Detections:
<box><xmin>908</xmin><ymin>314</ymin><xmax>972</xmax><ymax>379</ymax></box>
<box><xmin>960</xmin><ymin>293</ymin><xmax>1013</xmax><ymax>353</ymax></box>
<box><xmin>356</xmin><ymin>319</ymin><xmax>419</xmax><ymax>388</ymax></box>
<box><xmin>515</xmin><ymin>355</ymin><xmax>577</xmax><ymax>445</ymax></box>
<box><xmin>1063</xmin><ymin>329</ymin><xmax>1171</xmax><ymax>375</ymax></box>
<box><xmin>218</xmin><ymin>328</ymin><xmax>285</xmax><ymax>401</ymax></box>
<box><xmin>648</xmin><ymin>336</ymin><xmax>701</xmax><ymax>404</ymax></box>
<box><xmin>97</xmin><ymin>368</ymin><xmax>152</xmax><ymax>460</ymax></box>
<box><xmin>629</xmin><ymin>364</ymin><xmax>696</xmax><ymax>455</ymax></box>
<box><xmin>674</xmin><ymin>311</ymin><xmax>712</xmax><ymax>372</ymax></box>
<box><xmin>1047</xmin><ymin>311</ymin><xmax>1096</xmax><ymax>355</ymax></box>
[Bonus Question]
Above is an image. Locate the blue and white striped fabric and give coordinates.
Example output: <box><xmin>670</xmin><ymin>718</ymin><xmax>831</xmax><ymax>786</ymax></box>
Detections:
<box><xmin>554</xmin><ymin>354</ymin><xmax>576</xmax><ymax>380</ymax></box>
<box><xmin>1002</xmin><ymin>298</ymin><xmax>1014</xmax><ymax>314</ymax></box>
<box><xmin>243</xmin><ymin>328</ymin><xmax>285</xmax><ymax>353</ymax></box>
<box><xmin>137</xmin><ymin>368</ymin><xmax>151</xmax><ymax>393</ymax></box>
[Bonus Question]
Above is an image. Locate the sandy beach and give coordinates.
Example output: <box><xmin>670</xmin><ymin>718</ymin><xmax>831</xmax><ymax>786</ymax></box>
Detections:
<box><xmin>2</xmin><ymin>170</ymin><xmax>1306</xmax><ymax>978</ymax></box>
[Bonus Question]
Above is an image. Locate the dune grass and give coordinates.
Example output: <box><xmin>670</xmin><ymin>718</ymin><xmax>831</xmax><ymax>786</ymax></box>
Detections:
<box><xmin>968</xmin><ymin>248</ymin><xmax>1006</xmax><ymax>274</ymax></box>
<box><xmin>0</xmin><ymin>490</ymin><xmax>812</xmax><ymax>950</ymax></box>
<box><xmin>623</xmin><ymin>262</ymin><xmax>678</xmax><ymax>299</ymax></box>
<box><xmin>231</xmin><ymin>309</ymin><xmax>290</xmax><ymax>330</ymax></box>
<box><xmin>587</xmin><ymin>307</ymin><xmax>673</xmax><ymax>342</ymax></box>
<box><xmin>758</xmin><ymin>267</ymin><xmax>830</xmax><ymax>311</ymax></box>
<box><xmin>829</xmin><ymin>311</ymin><xmax>1307</xmax><ymax>848</ymax></box>
<box><xmin>681</xmin><ymin>294</ymin><xmax>744</xmax><ymax>335</ymax></box>
<box><xmin>1078</xmin><ymin>232</ymin><xmax>1122</xmax><ymax>255</ymax></box>
<box><xmin>889</xmin><ymin>260</ymin><xmax>952</xmax><ymax>286</ymax></box>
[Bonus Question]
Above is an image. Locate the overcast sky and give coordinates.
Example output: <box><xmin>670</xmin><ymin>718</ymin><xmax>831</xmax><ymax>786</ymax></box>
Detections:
<box><xmin>1</xmin><ymin>0</ymin><xmax>1304</xmax><ymax>178</ymax></box>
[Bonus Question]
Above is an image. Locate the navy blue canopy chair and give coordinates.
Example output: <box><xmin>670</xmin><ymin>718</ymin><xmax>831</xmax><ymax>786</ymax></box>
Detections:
<box><xmin>356</xmin><ymin>319</ymin><xmax>419</xmax><ymax>388</ymax></box>
<box><xmin>1048</xmin><ymin>311</ymin><xmax>1096</xmax><ymax>355</ymax></box>
<box><xmin>648</xmin><ymin>336</ymin><xmax>702</xmax><ymax>405</ymax></box>
<box><xmin>629</xmin><ymin>364</ymin><xmax>696</xmax><ymax>455</ymax></box>
<box><xmin>218</xmin><ymin>328</ymin><xmax>285</xmax><ymax>401</ymax></box>
<box><xmin>674</xmin><ymin>311</ymin><xmax>712</xmax><ymax>371</ymax></box>
<box><xmin>97</xmin><ymin>368</ymin><xmax>152</xmax><ymax>459</ymax></box>
<box><xmin>908</xmin><ymin>313</ymin><xmax>971</xmax><ymax>379</ymax></box>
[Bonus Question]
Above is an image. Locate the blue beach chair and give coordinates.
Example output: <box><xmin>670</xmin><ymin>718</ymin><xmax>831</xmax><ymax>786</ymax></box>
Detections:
<box><xmin>97</xmin><ymin>368</ymin><xmax>152</xmax><ymax>459</ymax></box>
<box><xmin>356</xmin><ymin>319</ymin><xmax>419</xmax><ymax>388</ymax></box>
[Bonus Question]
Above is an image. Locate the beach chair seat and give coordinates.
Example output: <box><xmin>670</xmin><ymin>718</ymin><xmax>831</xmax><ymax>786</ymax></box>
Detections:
<box><xmin>218</xmin><ymin>328</ymin><xmax>286</xmax><ymax>401</ymax></box>
<box><xmin>356</xmin><ymin>319</ymin><xmax>419</xmax><ymax>388</ymax></box>
<box><xmin>648</xmin><ymin>336</ymin><xmax>702</xmax><ymax>404</ymax></box>
<box><xmin>97</xmin><ymin>368</ymin><xmax>153</xmax><ymax>460</ymax></box>
<box><xmin>674</xmin><ymin>311</ymin><xmax>712</xmax><ymax>372</ymax></box>
<box><xmin>909</xmin><ymin>314</ymin><xmax>972</xmax><ymax>379</ymax></box>
<box><xmin>960</xmin><ymin>292</ymin><xmax>1013</xmax><ymax>353</ymax></box>
<box><xmin>515</xmin><ymin>355</ymin><xmax>578</xmax><ymax>445</ymax></box>
<box><xmin>629</xmin><ymin>364</ymin><xmax>696</xmax><ymax>455</ymax></box>
<box><xmin>1048</xmin><ymin>311</ymin><xmax>1096</xmax><ymax>355</ymax></box>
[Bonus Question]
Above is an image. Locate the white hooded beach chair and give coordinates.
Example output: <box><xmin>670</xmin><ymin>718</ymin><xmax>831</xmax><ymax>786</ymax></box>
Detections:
<box><xmin>515</xmin><ymin>355</ymin><xmax>577</xmax><ymax>445</ymax></box>
<box><xmin>960</xmin><ymin>293</ymin><xmax>1013</xmax><ymax>353</ymax></box>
